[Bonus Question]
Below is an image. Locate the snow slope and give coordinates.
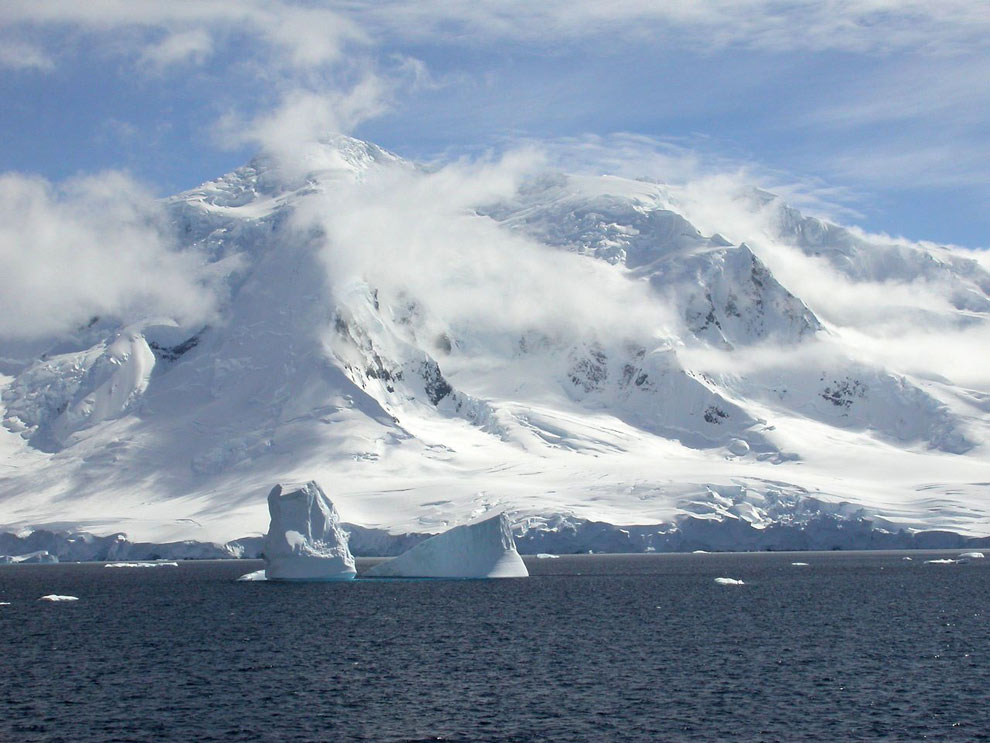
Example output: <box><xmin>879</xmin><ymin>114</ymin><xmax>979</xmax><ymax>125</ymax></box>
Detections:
<box><xmin>0</xmin><ymin>136</ymin><xmax>988</xmax><ymax>552</ymax></box>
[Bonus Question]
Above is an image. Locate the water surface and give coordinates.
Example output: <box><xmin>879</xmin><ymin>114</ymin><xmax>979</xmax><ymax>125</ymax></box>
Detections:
<box><xmin>1</xmin><ymin>551</ymin><xmax>987</xmax><ymax>742</ymax></box>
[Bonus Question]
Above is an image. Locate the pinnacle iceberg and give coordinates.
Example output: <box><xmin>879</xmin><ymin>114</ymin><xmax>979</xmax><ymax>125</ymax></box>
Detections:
<box><xmin>262</xmin><ymin>481</ymin><xmax>356</xmax><ymax>581</ymax></box>
<box><xmin>365</xmin><ymin>513</ymin><xmax>529</xmax><ymax>579</ymax></box>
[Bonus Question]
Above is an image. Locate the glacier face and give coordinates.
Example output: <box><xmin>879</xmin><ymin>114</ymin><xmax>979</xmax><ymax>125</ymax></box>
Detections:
<box><xmin>0</xmin><ymin>135</ymin><xmax>988</xmax><ymax>551</ymax></box>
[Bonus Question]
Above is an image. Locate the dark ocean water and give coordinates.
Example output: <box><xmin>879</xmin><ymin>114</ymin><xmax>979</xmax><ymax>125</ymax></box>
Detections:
<box><xmin>1</xmin><ymin>551</ymin><xmax>988</xmax><ymax>743</ymax></box>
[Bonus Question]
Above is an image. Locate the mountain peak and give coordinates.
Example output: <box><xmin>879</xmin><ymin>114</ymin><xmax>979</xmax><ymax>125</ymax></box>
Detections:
<box><xmin>173</xmin><ymin>134</ymin><xmax>404</xmax><ymax>210</ymax></box>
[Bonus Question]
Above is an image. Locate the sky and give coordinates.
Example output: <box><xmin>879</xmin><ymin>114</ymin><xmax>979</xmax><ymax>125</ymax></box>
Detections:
<box><xmin>0</xmin><ymin>1</ymin><xmax>988</xmax><ymax>249</ymax></box>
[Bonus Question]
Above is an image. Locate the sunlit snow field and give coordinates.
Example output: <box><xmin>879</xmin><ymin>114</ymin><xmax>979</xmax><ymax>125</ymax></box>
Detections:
<box><xmin>1</xmin><ymin>551</ymin><xmax>988</xmax><ymax>742</ymax></box>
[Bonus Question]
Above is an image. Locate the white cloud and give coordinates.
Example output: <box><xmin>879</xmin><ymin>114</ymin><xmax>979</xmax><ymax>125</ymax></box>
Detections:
<box><xmin>0</xmin><ymin>1</ymin><xmax>364</xmax><ymax>72</ymax></box>
<box><xmin>291</xmin><ymin>148</ymin><xmax>675</xmax><ymax>347</ymax></box>
<box><xmin>352</xmin><ymin>0</ymin><xmax>990</xmax><ymax>54</ymax></box>
<box><xmin>6</xmin><ymin>1</ymin><xmax>987</xmax><ymax>72</ymax></box>
<box><xmin>0</xmin><ymin>172</ymin><xmax>216</xmax><ymax>340</ymax></box>
<box><xmin>0</xmin><ymin>38</ymin><xmax>54</xmax><ymax>70</ymax></box>
<box><xmin>217</xmin><ymin>76</ymin><xmax>393</xmax><ymax>171</ymax></box>
<box><xmin>140</xmin><ymin>28</ymin><xmax>212</xmax><ymax>69</ymax></box>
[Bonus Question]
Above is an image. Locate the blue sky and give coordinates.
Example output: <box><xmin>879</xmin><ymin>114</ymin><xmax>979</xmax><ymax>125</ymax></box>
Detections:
<box><xmin>1</xmin><ymin>1</ymin><xmax>988</xmax><ymax>247</ymax></box>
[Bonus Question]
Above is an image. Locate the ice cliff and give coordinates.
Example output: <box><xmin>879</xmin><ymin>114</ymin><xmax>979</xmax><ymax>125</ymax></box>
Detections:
<box><xmin>262</xmin><ymin>481</ymin><xmax>356</xmax><ymax>581</ymax></box>
<box><xmin>365</xmin><ymin>513</ymin><xmax>529</xmax><ymax>578</ymax></box>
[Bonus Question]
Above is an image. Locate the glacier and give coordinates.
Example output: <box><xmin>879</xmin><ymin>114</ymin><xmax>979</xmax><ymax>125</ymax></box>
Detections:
<box><xmin>365</xmin><ymin>513</ymin><xmax>528</xmax><ymax>578</ymax></box>
<box><xmin>261</xmin><ymin>481</ymin><xmax>356</xmax><ymax>581</ymax></box>
<box><xmin>0</xmin><ymin>135</ymin><xmax>988</xmax><ymax>554</ymax></box>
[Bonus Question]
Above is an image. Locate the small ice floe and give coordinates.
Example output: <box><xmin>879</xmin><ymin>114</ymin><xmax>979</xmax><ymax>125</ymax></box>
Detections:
<box><xmin>693</xmin><ymin>550</ymin><xmax>709</xmax><ymax>554</ymax></box>
<box><xmin>535</xmin><ymin>553</ymin><xmax>559</xmax><ymax>559</ymax></box>
<box><xmin>714</xmin><ymin>577</ymin><xmax>745</xmax><ymax>586</ymax></box>
<box><xmin>0</xmin><ymin>601</ymin><xmax>11</xmax><ymax>606</ymax></box>
<box><xmin>958</xmin><ymin>552</ymin><xmax>985</xmax><ymax>560</ymax></box>
<box><xmin>902</xmin><ymin>557</ymin><xmax>913</xmax><ymax>561</ymax></box>
<box><xmin>38</xmin><ymin>594</ymin><xmax>78</xmax><ymax>602</ymax></box>
<box><xmin>924</xmin><ymin>559</ymin><xmax>957</xmax><ymax>565</ymax></box>
<box><xmin>237</xmin><ymin>569</ymin><xmax>267</xmax><ymax>581</ymax></box>
<box><xmin>791</xmin><ymin>562</ymin><xmax>810</xmax><ymax>566</ymax></box>
<box><xmin>104</xmin><ymin>561</ymin><xmax>179</xmax><ymax>568</ymax></box>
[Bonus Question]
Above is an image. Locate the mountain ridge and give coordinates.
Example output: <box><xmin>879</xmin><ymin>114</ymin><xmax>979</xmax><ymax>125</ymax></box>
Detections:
<box><xmin>1</xmin><ymin>136</ymin><xmax>988</xmax><ymax>551</ymax></box>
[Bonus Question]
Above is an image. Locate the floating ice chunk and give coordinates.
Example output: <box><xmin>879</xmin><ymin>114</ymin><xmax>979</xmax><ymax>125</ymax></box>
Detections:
<box><xmin>902</xmin><ymin>557</ymin><xmax>913</xmax><ymax>561</ymax></box>
<box><xmin>263</xmin><ymin>481</ymin><xmax>356</xmax><ymax>581</ymax></box>
<box><xmin>104</xmin><ymin>561</ymin><xmax>178</xmax><ymax>568</ymax></box>
<box><xmin>365</xmin><ymin>513</ymin><xmax>529</xmax><ymax>579</ymax></box>
<box><xmin>714</xmin><ymin>577</ymin><xmax>745</xmax><ymax>585</ymax></box>
<box><xmin>790</xmin><ymin>562</ymin><xmax>809</xmax><ymax>566</ymax></box>
<box><xmin>0</xmin><ymin>601</ymin><xmax>10</xmax><ymax>606</ymax></box>
<box><xmin>39</xmin><ymin>594</ymin><xmax>78</xmax><ymax>601</ymax></box>
<box><xmin>924</xmin><ymin>558</ymin><xmax>957</xmax><ymax>564</ymax></box>
<box><xmin>536</xmin><ymin>553</ymin><xmax>560</xmax><ymax>559</ymax></box>
<box><xmin>237</xmin><ymin>569</ymin><xmax>267</xmax><ymax>581</ymax></box>
<box><xmin>958</xmin><ymin>552</ymin><xmax>985</xmax><ymax>559</ymax></box>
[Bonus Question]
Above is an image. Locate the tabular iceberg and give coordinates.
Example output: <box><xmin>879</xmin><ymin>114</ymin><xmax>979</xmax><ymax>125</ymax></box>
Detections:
<box><xmin>0</xmin><ymin>550</ymin><xmax>59</xmax><ymax>564</ymax></box>
<box><xmin>365</xmin><ymin>513</ymin><xmax>528</xmax><ymax>579</ymax></box>
<box><xmin>262</xmin><ymin>481</ymin><xmax>356</xmax><ymax>581</ymax></box>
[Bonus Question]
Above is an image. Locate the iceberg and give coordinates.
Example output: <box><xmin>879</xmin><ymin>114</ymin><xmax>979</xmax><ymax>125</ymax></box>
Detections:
<box><xmin>262</xmin><ymin>481</ymin><xmax>356</xmax><ymax>581</ymax></box>
<box><xmin>714</xmin><ymin>577</ymin><xmax>745</xmax><ymax>585</ymax></box>
<box><xmin>39</xmin><ymin>594</ymin><xmax>78</xmax><ymax>601</ymax></box>
<box><xmin>958</xmin><ymin>552</ymin><xmax>985</xmax><ymax>559</ymax></box>
<box><xmin>237</xmin><ymin>569</ymin><xmax>267</xmax><ymax>581</ymax></box>
<box><xmin>0</xmin><ymin>550</ymin><xmax>59</xmax><ymax>564</ymax></box>
<box><xmin>365</xmin><ymin>513</ymin><xmax>529</xmax><ymax>579</ymax></box>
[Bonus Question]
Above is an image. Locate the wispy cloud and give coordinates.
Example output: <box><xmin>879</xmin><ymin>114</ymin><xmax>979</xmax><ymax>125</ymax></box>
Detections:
<box><xmin>291</xmin><ymin>147</ymin><xmax>676</xmax><ymax>347</ymax></box>
<box><xmin>0</xmin><ymin>38</ymin><xmax>54</xmax><ymax>70</ymax></box>
<box><xmin>217</xmin><ymin>77</ymin><xmax>393</xmax><ymax>169</ymax></box>
<box><xmin>0</xmin><ymin>1</ymin><xmax>365</xmax><ymax>72</ymax></box>
<box><xmin>535</xmin><ymin>132</ymin><xmax>868</xmax><ymax>224</ymax></box>
<box><xmin>139</xmin><ymin>28</ymin><xmax>213</xmax><ymax>70</ymax></box>
<box><xmin>352</xmin><ymin>1</ymin><xmax>990</xmax><ymax>54</ymax></box>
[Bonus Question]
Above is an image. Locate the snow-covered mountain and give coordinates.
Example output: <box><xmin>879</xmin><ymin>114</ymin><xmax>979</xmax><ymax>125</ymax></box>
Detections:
<box><xmin>1</xmin><ymin>136</ymin><xmax>988</xmax><ymax>554</ymax></box>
